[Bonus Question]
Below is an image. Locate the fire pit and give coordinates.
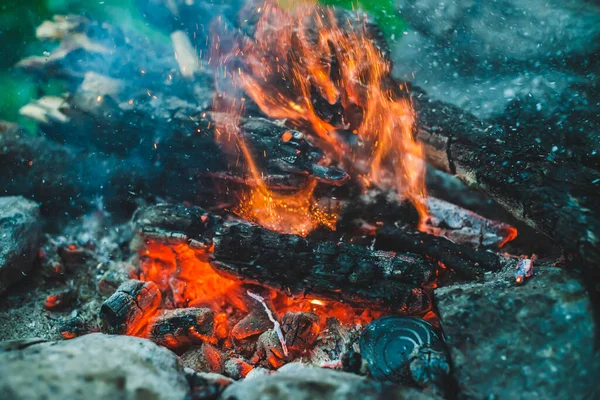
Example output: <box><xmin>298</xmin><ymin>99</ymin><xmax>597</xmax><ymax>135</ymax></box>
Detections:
<box><xmin>0</xmin><ymin>1</ymin><xmax>599</xmax><ymax>399</ymax></box>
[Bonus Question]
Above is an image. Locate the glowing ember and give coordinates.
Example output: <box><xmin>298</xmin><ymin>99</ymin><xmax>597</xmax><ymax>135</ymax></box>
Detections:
<box><xmin>234</xmin><ymin>178</ymin><xmax>338</xmax><ymax>236</ymax></box>
<box><xmin>212</xmin><ymin>0</ymin><xmax>428</xmax><ymax>235</ymax></box>
<box><xmin>136</xmin><ymin>241</ymin><xmax>380</xmax><ymax>334</ymax></box>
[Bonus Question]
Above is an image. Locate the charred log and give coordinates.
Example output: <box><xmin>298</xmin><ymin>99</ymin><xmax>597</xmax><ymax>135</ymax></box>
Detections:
<box><xmin>375</xmin><ymin>225</ymin><xmax>502</xmax><ymax>281</ymax></box>
<box><xmin>99</xmin><ymin>280</ymin><xmax>162</xmax><ymax>336</ymax></box>
<box><xmin>210</xmin><ymin>222</ymin><xmax>435</xmax><ymax>314</ymax></box>
<box><xmin>133</xmin><ymin>203</ymin><xmax>437</xmax><ymax>314</ymax></box>
<box><xmin>411</xmin><ymin>87</ymin><xmax>600</xmax><ymax>271</ymax></box>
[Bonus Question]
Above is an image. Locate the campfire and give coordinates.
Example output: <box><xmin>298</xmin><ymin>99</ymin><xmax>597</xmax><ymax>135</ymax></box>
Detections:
<box><xmin>91</xmin><ymin>1</ymin><xmax>519</xmax><ymax>390</ymax></box>
<box><xmin>1</xmin><ymin>0</ymin><xmax>599</xmax><ymax>399</ymax></box>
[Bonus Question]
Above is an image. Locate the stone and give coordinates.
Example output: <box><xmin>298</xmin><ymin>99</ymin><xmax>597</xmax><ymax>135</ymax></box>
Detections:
<box><xmin>0</xmin><ymin>196</ymin><xmax>42</xmax><ymax>294</ymax></box>
<box><xmin>219</xmin><ymin>363</ymin><xmax>437</xmax><ymax>400</ymax></box>
<box><xmin>436</xmin><ymin>266</ymin><xmax>600</xmax><ymax>398</ymax></box>
<box><xmin>395</xmin><ymin>0</ymin><xmax>600</xmax><ymax>66</ymax></box>
<box><xmin>392</xmin><ymin>0</ymin><xmax>600</xmax><ymax>125</ymax></box>
<box><xmin>0</xmin><ymin>333</ymin><xmax>189</xmax><ymax>400</ymax></box>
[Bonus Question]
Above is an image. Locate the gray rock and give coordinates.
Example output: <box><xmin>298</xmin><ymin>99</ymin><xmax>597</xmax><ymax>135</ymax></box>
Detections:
<box><xmin>392</xmin><ymin>0</ymin><xmax>600</xmax><ymax>121</ymax></box>
<box><xmin>0</xmin><ymin>196</ymin><xmax>42</xmax><ymax>294</ymax></box>
<box><xmin>0</xmin><ymin>333</ymin><xmax>189</xmax><ymax>400</ymax></box>
<box><xmin>220</xmin><ymin>363</ymin><xmax>437</xmax><ymax>400</ymax></box>
<box><xmin>436</xmin><ymin>266</ymin><xmax>600</xmax><ymax>399</ymax></box>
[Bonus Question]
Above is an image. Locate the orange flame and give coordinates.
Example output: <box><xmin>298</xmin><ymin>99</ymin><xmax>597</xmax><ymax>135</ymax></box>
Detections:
<box><xmin>212</xmin><ymin>1</ymin><xmax>428</xmax><ymax>234</ymax></box>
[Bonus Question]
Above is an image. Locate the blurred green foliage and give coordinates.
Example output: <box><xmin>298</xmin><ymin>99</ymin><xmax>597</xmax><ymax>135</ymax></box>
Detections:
<box><xmin>0</xmin><ymin>0</ymin><xmax>406</xmax><ymax>127</ymax></box>
<box><xmin>319</xmin><ymin>0</ymin><xmax>407</xmax><ymax>39</ymax></box>
<box><xmin>0</xmin><ymin>0</ymin><xmax>147</xmax><ymax>126</ymax></box>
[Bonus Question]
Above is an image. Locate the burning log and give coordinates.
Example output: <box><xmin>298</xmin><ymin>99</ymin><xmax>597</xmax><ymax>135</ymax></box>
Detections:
<box><xmin>132</xmin><ymin>203</ymin><xmax>505</xmax><ymax>313</ymax></box>
<box><xmin>423</xmin><ymin>197</ymin><xmax>518</xmax><ymax>248</ymax></box>
<box><xmin>210</xmin><ymin>221</ymin><xmax>435</xmax><ymax>314</ymax></box>
<box><xmin>148</xmin><ymin>308</ymin><xmax>216</xmax><ymax>349</ymax></box>
<box><xmin>374</xmin><ymin>225</ymin><xmax>503</xmax><ymax>281</ymax></box>
<box><xmin>99</xmin><ymin>280</ymin><xmax>162</xmax><ymax>336</ymax></box>
<box><xmin>133</xmin><ymin>203</ymin><xmax>437</xmax><ymax>314</ymax></box>
<box><xmin>412</xmin><ymin>87</ymin><xmax>600</xmax><ymax>272</ymax></box>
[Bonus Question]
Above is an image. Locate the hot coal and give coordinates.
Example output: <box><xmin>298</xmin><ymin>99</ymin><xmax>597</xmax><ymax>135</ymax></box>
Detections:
<box><xmin>231</xmin><ymin>310</ymin><xmax>273</xmax><ymax>341</ymax></box>
<box><xmin>224</xmin><ymin>358</ymin><xmax>254</xmax><ymax>380</ymax></box>
<box><xmin>148</xmin><ymin>308</ymin><xmax>216</xmax><ymax>349</ymax></box>
<box><xmin>43</xmin><ymin>288</ymin><xmax>77</xmax><ymax>310</ymax></box>
<box><xmin>99</xmin><ymin>280</ymin><xmax>162</xmax><ymax>336</ymax></box>
<box><xmin>281</xmin><ymin>312</ymin><xmax>320</xmax><ymax>355</ymax></box>
<box><xmin>181</xmin><ymin>343</ymin><xmax>225</xmax><ymax>374</ymax></box>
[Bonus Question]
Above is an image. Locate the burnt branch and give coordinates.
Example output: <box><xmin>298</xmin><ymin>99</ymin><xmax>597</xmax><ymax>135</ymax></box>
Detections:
<box><xmin>375</xmin><ymin>225</ymin><xmax>502</xmax><ymax>281</ymax></box>
<box><xmin>411</xmin><ymin>87</ymin><xmax>600</xmax><ymax>271</ymax></box>
<box><xmin>133</xmin><ymin>203</ymin><xmax>438</xmax><ymax>314</ymax></box>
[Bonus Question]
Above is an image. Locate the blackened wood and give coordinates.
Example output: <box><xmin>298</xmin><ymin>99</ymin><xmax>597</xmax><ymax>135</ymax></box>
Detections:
<box><xmin>99</xmin><ymin>280</ymin><xmax>162</xmax><ymax>336</ymax></box>
<box><xmin>281</xmin><ymin>312</ymin><xmax>320</xmax><ymax>354</ymax></box>
<box><xmin>210</xmin><ymin>222</ymin><xmax>435</xmax><ymax>314</ymax></box>
<box><xmin>375</xmin><ymin>225</ymin><xmax>501</xmax><ymax>281</ymax></box>
<box><xmin>411</xmin><ymin>87</ymin><xmax>600</xmax><ymax>270</ymax></box>
<box><xmin>148</xmin><ymin>308</ymin><xmax>216</xmax><ymax>349</ymax></box>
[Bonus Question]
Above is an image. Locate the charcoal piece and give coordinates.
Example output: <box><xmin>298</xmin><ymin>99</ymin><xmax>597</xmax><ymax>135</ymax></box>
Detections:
<box><xmin>185</xmin><ymin>370</ymin><xmax>234</xmax><ymax>400</ymax></box>
<box><xmin>43</xmin><ymin>289</ymin><xmax>77</xmax><ymax>310</ymax></box>
<box><xmin>359</xmin><ymin>316</ymin><xmax>451</xmax><ymax>394</ymax></box>
<box><xmin>181</xmin><ymin>343</ymin><xmax>225</xmax><ymax>374</ymax></box>
<box><xmin>252</xmin><ymin>330</ymin><xmax>289</xmax><ymax>369</ymax></box>
<box><xmin>340</xmin><ymin>349</ymin><xmax>363</xmax><ymax>374</ymax></box>
<box><xmin>132</xmin><ymin>203</ymin><xmax>222</xmax><ymax>248</ymax></box>
<box><xmin>57</xmin><ymin>316</ymin><xmax>92</xmax><ymax>339</ymax></box>
<box><xmin>224</xmin><ymin>358</ymin><xmax>254</xmax><ymax>380</ymax></box>
<box><xmin>281</xmin><ymin>312</ymin><xmax>320</xmax><ymax>354</ymax></box>
<box><xmin>375</xmin><ymin>225</ymin><xmax>502</xmax><ymax>280</ymax></box>
<box><xmin>231</xmin><ymin>310</ymin><xmax>272</xmax><ymax>341</ymax></box>
<box><xmin>97</xmin><ymin>263</ymin><xmax>132</xmax><ymax>296</ymax></box>
<box><xmin>423</xmin><ymin>197</ymin><xmax>517</xmax><ymax>248</ymax></box>
<box><xmin>57</xmin><ymin>244</ymin><xmax>92</xmax><ymax>267</ymax></box>
<box><xmin>39</xmin><ymin>237</ymin><xmax>65</xmax><ymax>279</ymax></box>
<box><xmin>0</xmin><ymin>196</ymin><xmax>42</xmax><ymax>294</ymax></box>
<box><xmin>148</xmin><ymin>308</ymin><xmax>215</xmax><ymax>349</ymax></box>
<box><xmin>99</xmin><ymin>280</ymin><xmax>162</xmax><ymax>336</ymax></box>
<box><xmin>337</xmin><ymin>189</ymin><xmax>420</xmax><ymax>231</ymax></box>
